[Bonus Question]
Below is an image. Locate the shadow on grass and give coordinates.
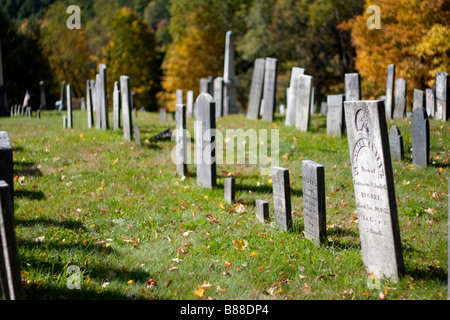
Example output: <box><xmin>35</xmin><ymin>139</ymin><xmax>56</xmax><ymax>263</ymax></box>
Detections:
<box><xmin>15</xmin><ymin>189</ymin><xmax>45</xmax><ymax>200</ymax></box>
<box><xmin>14</xmin><ymin>160</ymin><xmax>43</xmax><ymax>176</ymax></box>
<box><xmin>16</xmin><ymin>217</ymin><xmax>84</xmax><ymax>230</ymax></box>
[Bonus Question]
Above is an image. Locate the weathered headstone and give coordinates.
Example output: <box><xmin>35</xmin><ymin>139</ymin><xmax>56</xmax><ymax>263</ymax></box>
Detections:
<box><xmin>411</xmin><ymin>107</ymin><xmax>430</xmax><ymax>168</ymax></box>
<box><xmin>175</xmin><ymin>104</ymin><xmax>187</xmax><ymax>177</ymax></box>
<box><xmin>95</xmin><ymin>74</ymin><xmax>102</xmax><ymax>129</ymax></box>
<box><xmin>99</xmin><ymin>64</ymin><xmax>109</xmax><ymax>130</ymax></box>
<box><xmin>262</xmin><ymin>57</ymin><xmax>277</xmax><ymax>122</ymax></box>
<box><xmin>186</xmin><ymin>90</ymin><xmax>194</xmax><ymax>118</ymax></box>
<box><xmin>425</xmin><ymin>88</ymin><xmax>435</xmax><ymax>118</ymax></box>
<box><xmin>326</xmin><ymin>94</ymin><xmax>345</xmax><ymax>137</ymax></box>
<box><xmin>113</xmin><ymin>81</ymin><xmax>121</xmax><ymax>131</ymax></box>
<box><xmin>285</xmin><ymin>67</ymin><xmax>305</xmax><ymax>126</ymax></box>
<box><xmin>0</xmin><ymin>40</ymin><xmax>9</xmax><ymax>117</ymax></box>
<box><xmin>435</xmin><ymin>71</ymin><xmax>449</xmax><ymax>121</ymax></box>
<box><xmin>133</xmin><ymin>124</ymin><xmax>141</xmax><ymax>148</ymax></box>
<box><xmin>0</xmin><ymin>180</ymin><xmax>24</xmax><ymax>300</ymax></box>
<box><xmin>224</xmin><ymin>177</ymin><xmax>235</xmax><ymax>204</ymax></box>
<box><xmin>160</xmin><ymin>108</ymin><xmax>167</xmax><ymax>122</ymax></box>
<box><xmin>223</xmin><ymin>30</ymin><xmax>238</xmax><ymax>114</ymax></box>
<box><xmin>0</xmin><ymin>132</ymin><xmax>14</xmax><ymax>207</ymax></box>
<box><xmin>247</xmin><ymin>58</ymin><xmax>266</xmax><ymax>120</ymax></box>
<box><xmin>213</xmin><ymin>77</ymin><xmax>224</xmax><ymax>118</ymax></box>
<box><xmin>385</xmin><ymin>64</ymin><xmax>395</xmax><ymax>119</ymax></box>
<box><xmin>86</xmin><ymin>80</ymin><xmax>94</xmax><ymax>128</ymax></box>
<box><xmin>413</xmin><ymin>89</ymin><xmax>424</xmax><ymax>111</ymax></box>
<box><xmin>255</xmin><ymin>200</ymin><xmax>269</xmax><ymax>223</ymax></box>
<box><xmin>345</xmin><ymin>73</ymin><xmax>361</xmax><ymax>102</ymax></box>
<box><xmin>39</xmin><ymin>81</ymin><xmax>47</xmax><ymax>109</ymax></box>
<box><xmin>344</xmin><ymin>100</ymin><xmax>404</xmax><ymax>281</ymax></box>
<box><xmin>302</xmin><ymin>160</ymin><xmax>326</xmax><ymax>244</ymax></box>
<box><xmin>66</xmin><ymin>84</ymin><xmax>73</xmax><ymax>129</ymax></box>
<box><xmin>295</xmin><ymin>75</ymin><xmax>313</xmax><ymax>132</ymax></box>
<box><xmin>195</xmin><ymin>94</ymin><xmax>216</xmax><ymax>188</ymax></box>
<box><xmin>393</xmin><ymin>78</ymin><xmax>407</xmax><ymax>118</ymax></box>
<box><xmin>120</xmin><ymin>76</ymin><xmax>133</xmax><ymax>141</ymax></box>
<box><xmin>388</xmin><ymin>125</ymin><xmax>404</xmax><ymax>162</ymax></box>
<box><xmin>272</xmin><ymin>167</ymin><xmax>293</xmax><ymax>231</ymax></box>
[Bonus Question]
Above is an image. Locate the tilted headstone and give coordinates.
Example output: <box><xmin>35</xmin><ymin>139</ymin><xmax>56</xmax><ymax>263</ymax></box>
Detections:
<box><xmin>213</xmin><ymin>77</ymin><xmax>224</xmax><ymax>118</ymax></box>
<box><xmin>413</xmin><ymin>89</ymin><xmax>424</xmax><ymax>111</ymax></box>
<box><xmin>255</xmin><ymin>199</ymin><xmax>269</xmax><ymax>223</ymax></box>
<box><xmin>272</xmin><ymin>167</ymin><xmax>293</xmax><ymax>231</ymax></box>
<box><xmin>186</xmin><ymin>90</ymin><xmax>194</xmax><ymax>118</ymax></box>
<box><xmin>425</xmin><ymin>88</ymin><xmax>435</xmax><ymax>118</ymax></box>
<box><xmin>326</xmin><ymin>94</ymin><xmax>345</xmax><ymax>137</ymax></box>
<box><xmin>247</xmin><ymin>58</ymin><xmax>266</xmax><ymax>120</ymax></box>
<box><xmin>0</xmin><ymin>180</ymin><xmax>24</xmax><ymax>300</ymax></box>
<box><xmin>195</xmin><ymin>93</ymin><xmax>216</xmax><ymax>188</ymax></box>
<box><xmin>411</xmin><ymin>107</ymin><xmax>430</xmax><ymax>168</ymax></box>
<box><xmin>0</xmin><ymin>132</ymin><xmax>14</xmax><ymax>207</ymax></box>
<box><xmin>224</xmin><ymin>177</ymin><xmax>235</xmax><ymax>204</ymax></box>
<box><xmin>285</xmin><ymin>67</ymin><xmax>305</xmax><ymax>126</ymax></box>
<box><xmin>295</xmin><ymin>74</ymin><xmax>313</xmax><ymax>132</ymax></box>
<box><xmin>435</xmin><ymin>71</ymin><xmax>449</xmax><ymax>121</ymax></box>
<box><xmin>175</xmin><ymin>104</ymin><xmax>187</xmax><ymax>177</ymax></box>
<box><xmin>388</xmin><ymin>125</ymin><xmax>404</xmax><ymax>162</ymax></box>
<box><xmin>345</xmin><ymin>73</ymin><xmax>361</xmax><ymax>102</ymax></box>
<box><xmin>99</xmin><ymin>64</ymin><xmax>109</xmax><ymax>130</ymax></box>
<box><xmin>86</xmin><ymin>80</ymin><xmax>94</xmax><ymax>128</ymax></box>
<box><xmin>39</xmin><ymin>81</ymin><xmax>47</xmax><ymax>109</ymax></box>
<box><xmin>95</xmin><ymin>74</ymin><xmax>102</xmax><ymax>129</ymax></box>
<box><xmin>302</xmin><ymin>160</ymin><xmax>326</xmax><ymax>244</ymax></box>
<box><xmin>160</xmin><ymin>108</ymin><xmax>167</xmax><ymax>122</ymax></box>
<box><xmin>385</xmin><ymin>64</ymin><xmax>395</xmax><ymax>119</ymax></box>
<box><xmin>223</xmin><ymin>30</ymin><xmax>238</xmax><ymax>114</ymax></box>
<box><xmin>113</xmin><ymin>81</ymin><xmax>121</xmax><ymax>131</ymax></box>
<box><xmin>133</xmin><ymin>124</ymin><xmax>141</xmax><ymax>148</ymax></box>
<box><xmin>120</xmin><ymin>75</ymin><xmax>133</xmax><ymax>141</ymax></box>
<box><xmin>393</xmin><ymin>78</ymin><xmax>407</xmax><ymax>118</ymax></box>
<box><xmin>344</xmin><ymin>100</ymin><xmax>404</xmax><ymax>281</ymax></box>
<box><xmin>0</xmin><ymin>40</ymin><xmax>9</xmax><ymax>117</ymax></box>
<box><xmin>66</xmin><ymin>84</ymin><xmax>73</xmax><ymax>129</ymax></box>
<box><xmin>262</xmin><ymin>57</ymin><xmax>278</xmax><ymax>122</ymax></box>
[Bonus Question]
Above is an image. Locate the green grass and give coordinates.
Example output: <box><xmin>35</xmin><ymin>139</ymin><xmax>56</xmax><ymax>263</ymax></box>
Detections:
<box><xmin>0</xmin><ymin>109</ymin><xmax>448</xmax><ymax>300</ymax></box>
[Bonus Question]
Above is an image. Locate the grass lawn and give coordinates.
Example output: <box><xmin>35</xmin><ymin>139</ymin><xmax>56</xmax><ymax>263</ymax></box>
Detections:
<box><xmin>0</xmin><ymin>108</ymin><xmax>448</xmax><ymax>300</ymax></box>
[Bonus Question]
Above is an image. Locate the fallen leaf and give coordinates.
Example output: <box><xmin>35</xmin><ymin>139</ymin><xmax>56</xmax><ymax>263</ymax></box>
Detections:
<box><xmin>127</xmin><ymin>280</ymin><xmax>135</xmax><ymax>285</ymax></box>
<box><xmin>166</xmin><ymin>279</ymin><xmax>172</xmax><ymax>287</ymax></box>
<box><xmin>298</xmin><ymin>274</ymin><xmax>309</xmax><ymax>280</ymax></box>
<box><xmin>361</xmin><ymin>291</ymin><xmax>372</xmax><ymax>296</ymax></box>
<box><xmin>303</xmin><ymin>282</ymin><xmax>312</xmax><ymax>291</ymax></box>
<box><xmin>183</xmin><ymin>230</ymin><xmax>193</xmax><ymax>237</ymax></box>
<box><xmin>194</xmin><ymin>286</ymin><xmax>206</xmax><ymax>299</ymax></box>
<box><xmin>147</xmin><ymin>278</ymin><xmax>157</xmax><ymax>289</ymax></box>
<box><xmin>232</xmin><ymin>239</ymin><xmax>248</xmax><ymax>251</ymax></box>
<box><xmin>172</xmin><ymin>257</ymin><xmax>183</xmax><ymax>263</ymax></box>
<box><xmin>219</xmin><ymin>202</ymin><xmax>226</xmax><ymax>210</ymax></box>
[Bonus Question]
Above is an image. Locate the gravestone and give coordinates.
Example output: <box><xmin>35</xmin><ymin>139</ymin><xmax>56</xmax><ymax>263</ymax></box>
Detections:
<box><xmin>280</xmin><ymin>104</ymin><xmax>285</xmax><ymax>115</ymax></box>
<box><xmin>39</xmin><ymin>81</ymin><xmax>47</xmax><ymax>109</ymax></box>
<box><xmin>176</xmin><ymin>89</ymin><xmax>183</xmax><ymax>106</ymax></box>
<box><xmin>213</xmin><ymin>77</ymin><xmax>224</xmax><ymax>118</ymax></box>
<box><xmin>295</xmin><ymin>75</ymin><xmax>313</xmax><ymax>132</ymax></box>
<box><xmin>425</xmin><ymin>88</ymin><xmax>435</xmax><ymax>118</ymax></box>
<box><xmin>86</xmin><ymin>80</ymin><xmax>94</xmax><ymax>128</ymax></box>
<box><xmin>26</xmin><ymin>106</ymin><xmax>32</xmax><ymax>117</ymax></box>
<box><xmin>302</xmin><ymin>160</ymin><xmax>326</xmax><ymax>244</ymax></box>
<box><xmin>59</xmin><ymin>81</ymin><xmax>66</xmax><ymax>111</ymax></box>
<box><xmin>262</xmin><ymin>57</ymin><xmax>278</xmax><ymax>122</ymax></box>
<box><xmin>389</xmin><ymin>125</ymin><xmax>404</xmax><ymax>162</ymax></box>
<box><xmin>99</xmin><ymin>64</ymin><xmax>109</xmax><ymax>129</ymax></box>
<box><xmin>80</xmin><ymin>97</ymin><xmax>85</xmax><ymax>110</ymax></box>
<box><xmin>66</xmin><ymin>84</ymin><xmax>73</xmax><ymax>129</ymax></box>
<box><xmin>411</xmin><ymin>107</ymin><xmax>430</xmax><ymax>168</ymax></box>
<box><xmin>435</xmin><ymin>72</ymin><xmax>449</xmax><ymax>121</ymax></box>
<box><xmin>320</xmin><ymin>101</ymin><xmax>327</xmax><ymax>115</ymax></box>
<box><xmin>393</xmin><ymin>78</ymin><xmax>407</xmax><ymax>118</ymax></box>
<box><xmin>344</xmin><ymin>100</ymin><xmax>404</xmax><ymax>281</ymax></box>
<box><xmin>345</xmin><ymin>73</ymin><xmax>361</xmax><ymax>101</ymax></box>
<box><xmin>133</xmin><ymin>124</ymin><xmax>141</xmax><ymax>148</ymax></box>
<box><xmin>0</xmin><ymin>180</ymin><xmax>24</xmax><ymax>300</ymax></box>
<box><xmin>255</xmin><ymin>200</ymin><xmax>269</xmax><ymax>223</ymax></box>
<box><xmin>186</xmin><ymin>90</ymin><xmax>194</xmax><ymax>118</ymax></box>
<box><xmin>272</xmin><ymin>167</ymin><xmax>293</xmax><ymax>231</ymax></box>
<box><xmin>223</xmin><ymin>30</ymin><xmax>238</xmax><ymax>114</ymax></box>
<box><xmin>0</xmin><ymin>40</ymin><xmax>9</xmax><ymax>117</ymax></box>
<box><xmin>310</xmin><ymin>86</ymin><xmax>316</xmax><ymax>114</ymax></box>
<box><xmin>224</xmin><ymin>177</ymin><xmax>235</xmax><ymax>204</ymax></box>
<box><xmin>247</xmin><ymin>58</ymin><xmax>266</xmax><ymax>120</ymax></box>
<box><xmin>95</xmin><ymin>74</ymin><xmax>102</xmax><ymax>129</ymax></box>
<box><xmin>195</xmin><ymin>94</ymin><xmax>216</xmax><ymax>189</ymax></box>
<box><xmin>326</xmin><ymin>94</ymin><xmax>345</xmax><ymax>137</ymax></box>
<box><xmin>285</xmin><ymin>67</ymin><xmax>305</xmax><ymax>126</ymax></box>
<box><xmin>131</xmin><ymin>91</ymin><xmax>137</xmax><ymax>119</ymax></box>
<box><xmin>413</xmin><ymin>89</ymin><xmax>424</xmax><ymax>111</ymax></box>
<box><xmin>200</xmin><ymin>78</ymin><xmax>212</xmax><ymax>95</ymax></box>
<box><xmin>113</xmin><ymin>81</ymin><xmax>121</xmax><ymax>131</ymax></box>
<box><xmin>160</xmin><ymin>108</ymin><xmax>167</xmax><ymax>122</ymax></box>
<box><xmin>175</xmin><ymin>104</ymin><xmax>187</xmax><ymax>177</ymax></box>
<box><xmin>63</xmin><ymin>115</ymin><xmax>67</xmax><ymax>129</ymax></box>
<box><xmin>120</xmin><ymin>76</ymin><xmax>133</xmax><ymax>141</ymax></box>
<box><xmin>0</xmin><ymin>132</ymin><xmax>14</xmax><ymax>207</ymax></box>
<box><xmin>37</xmin><ymin>109</ymin><xmax>40</xmax><ymax>119</ymax></box>
<box><xmin>385</xmin><ymin>64</ymin><xmax>395</xmax><ymax>119</ymax></box>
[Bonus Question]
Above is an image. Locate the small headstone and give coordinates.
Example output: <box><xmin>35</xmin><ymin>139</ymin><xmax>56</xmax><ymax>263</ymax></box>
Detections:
<box><xmin>133</xmin><ymin>124</ymin><xmax>141</xmax><ymax>148</ymax></box>
<box><xmin>385</xmin><ymin>64</ymin><xmax>395</xmax><ymax>119</ymax></box>
<box><xmin>326</xmin><ymin>94</ymin><xmax>345</xmax><ymax>137</ymax></box>
<box><xmin>320</xmin><ymin>101</ymin><xmax>327</xmax><ymax>115</ymax></box>
<box><xmin>388</xmin><ymin>125</ymin><xmax>404</xmax><ymax>162</ymax></box>
<box><xmin>425</xmin><ymin>88</ymin><xmax>435</xmax><ymax>118</ymax></box>
<box><xmin>86</xmin><ymin>80</ymin><xmax>94</xmax><ymax>128</ymax></box>
<box><xmin>302</xmin><ymin>160</ymin><xmax>326</xmax><ymax>244</ymax></box>
<box><xmin>295</xmin><ymin>74</ymin><xmax>313</xmax><ymax>132</ymax></box>
<box><xmin>411</xmin><ymin>107</ymin><xmax>430</xmax><ymax>168</ymax></box>
<box><xmin>285</xmin><ymin>67</ymin><xmax>305</xmax><ymax>126</ymax></box>
<box><xmin>186</xmin><ymin>90</ymin><xmax>194</xmax><ymax>118</ymax></box>
<box><xmin>120</xmin><ymin>75</ymin><xmax>133</xmax><ymax>141</ymax></box>
<box><xmin>262</xmin><ymin>57</ymin><xmax>278</xmax><ymax>122</ymax></box>
<box><xmin>66</xmin><ymin>84</ymin><xmax>73</xmax><ymax>128</ymax></box>
<box><xmin>224</xmin><ymin>177</ymin><xmax>235</xmax><ymax>204</ymax></box>
<box><xmin>37</xmin><ymin>109</ymin><xmax>40</xmax><ymax>119</ymax></box>
<box><xmin>247</xmin><ymin>58</ymin><xmax>265</xmax><ymax>120</ymax></box>
<box><xmin>393</xmin><ymin>78</ymin><xmax>407</xmax><ymax>118</ymax></box>
<box><xmin>63</xmin><ymin>115</ymin><xmax>67</xmax><ymax>129</ymax></box>
<box><xmin>213</xmin><ymin>77</ymin><xmax>224</xmax><ymax>118</ymax></box>
<box><xmin>435</xmin><ymin>71</ymin><xmax>449</xmax><ymax>121</ymax></box>
<box><xmin>413</xmin><ymin>89</ymin><xmax>424</xmax><ymax>111</ymax></box>
<box><xmin>272</xmin><ymin>167</ymin><xmax>293</xmax><ymax>231</ymax></box>
<box><xmin>160</xmin><ymin>108</ymin><xmax>167</xmax><ymax>122</ymax></box>
<box><xmin>113</xmin><ymin>81</ymin><xmax>121</xmax><ymax>131</ymax></box>
<box><xmin>175</xmin><ymin>104</ymin><xmax>187</xmax><ymax>176</ymax></box>
<box><xmin>344</xmin><ymin>100</ymin><xmax>404</xmax><ymax>281</ymax></box>
<box><xmin>255</xmin><ymin>200</ymin><xmax>269</xmax><ymax>223</ymax></box>
<box><xmin>345</xmin><ymin>73</ymin><xmax>361</xmax><ymax>101</ymax></box>
<box><xmin>0</xmin><ymin>131</ymin><xmax>14</xmax><ymax>207</ymax></box>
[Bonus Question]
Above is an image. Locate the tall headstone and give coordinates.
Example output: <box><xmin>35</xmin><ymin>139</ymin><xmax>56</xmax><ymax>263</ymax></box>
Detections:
<box><xmin>59</xmin><ymin>80</ymin><xmax>66</xmax><ymax>112</ymax></box>
<box><xmin>272</xmin><ymin>167</ymin><xmax>293</xmax><ymax>231</ymax></box>
<box><xmin>39</xmin><ymin>81</ymin><xmax>47</xmax><ymax>109</ymax></box>
<box><xmin>224</xmin><ymin>177</ymin><xmax>235</xmax><ymax>204</ymax></box>
<box><xmin>302</xmin><ymin>160</ymin><xmax>326</xmax><ymax>244</ymax></box>
<box><xmin>411</xmin><ymin>107</ymin><xmax>430</xmax><ymax>168</ymax></box>
<box><xmin>255</xmin><ymin>200</ymin><xmax>269</xmax><ymax>223</ymax></box>
<box><xmin>344</xmin><ymin>100</ymin><xmax>404</xmax><ymax>281</ymax></box>
<box><xmin>262</xmin><ymin>57</ymin><xmax>277</xmax><ymax>122</ymax></box>
<box><xmin>113</xmin><ymin>81</ymin><xmax>121</xmax><ymax>130</ymax></box>
<box><xmin>413</xmin><ymin>89</ymin><xmax>424</xmax><ymax>111</ymax></box>
<box><xmin>295</xmin><ymin>74</ymin><xmax>313</xmax><ymax>132</ymax></box>
<box><xmin>0</xmin><ymin>180</ymin><xmax>24</xmax><ymax>300</ymax></box>
<box><xmin>326</xmin><ymin>94</ymin><xmax>345</xmax><ymax>137</ymax></box>
<box><xmin>435</xmin><ymin>72</ymin><xmax>449</xmax><ymax>121</ymax></box>
<box><xmin>425</xmin><ymin>88</ymin><xmax>435</xmax><ymax>119</ymax></box>
<box><xmin>0</xmin><ymin>132</ymin><xmax>13</xmax><ymax>207</ymax></box>
<box><xmin>247</xmin><ymin>58</ymin><xmax>266</xmax><ymax>120</ymax></box>
<box><xmin>345</xmin><ymin>73</ymin><xmax>361</xmax><ymax>102</ymax></box>
<box><xmin>393</xmin><ymin>78</ymin><xmax>407</xmax><ymax>118</ymax></box>
<box><xmin>389</xmin><ymin>125</ymin><xmax>404</xmax><ymax>162</ymax></box>
<box><xmin>195</xmin><ymin>94</ymin><xmax>216</xmax><ymax>189</ymax></box>
<box><xmin>133</xmin><ymin>124</ymin><xmax>141</xmax><ymax>148</ymax></box>
<box><xmin>223</xmin><ymin>30</ymin><xmax>238</xmax><ymax>114</ymax></box>
<box><xmin>120</xmin><ymin>76</ymin><xmax>133</xmax><ymax>141</ymax></box>
<box><xmin>66</xmin><ymin>84</ymin><xmax>73</xmax><ymax>129</ymax></box>
<box><xmin>86</xmin><ymin>80</ymin><xmax>94</xmax><ymax>128</ymax></box>
<box><xmin>95</xmin><ymin>74</ymin><xmax>102</xmax><ymax>129</ymax></box>
<box><xmin>213</xmin><ymin>77</ymin><xmax>224</xmax><ymax>118</ymax></box>
<box><xmin>160</xmin><ymin>108</ymin><xmax>167</xmax><ymax>122</ymax></box>
<box><xmin>186</xmin><ymin>90</ymin><xmax>194</xmax><ymax>118</ymax></box>
<box><xmin>285</xmin><ymin>67</ymin><xmax>305</xmax><ymax>126</ymax></box>
<box><xmin>0</xmin><ymin>40</ymin><xmax>9</xmax><ymax>117</ymax></box>
<box><xmin>385</xmin><ymin>64</ymin><xmax>395</xmax><ymax>119</ymax></box>
<box><xmin>175</xmin><ymin>104</ymin><xmax>187</xmax><ymax>177</ymax></box>
<box><xmin>99</xmin><ymin>64</ymin><xmax>109</xmax><ymax>129</ymax></box>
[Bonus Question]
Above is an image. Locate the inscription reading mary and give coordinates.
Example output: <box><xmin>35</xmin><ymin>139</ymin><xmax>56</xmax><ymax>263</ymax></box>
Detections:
<box><xmin>344</xmin><ymin>100</ymin><xmax>404</xmax><ymax>281</ymax></box>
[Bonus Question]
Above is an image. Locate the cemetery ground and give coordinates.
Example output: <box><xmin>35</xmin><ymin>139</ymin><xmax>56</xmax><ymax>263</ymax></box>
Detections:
<box><xmin>0</xmin><ymin>110</ymin><xmax>448</xmax><ymax>300</ymax></box>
